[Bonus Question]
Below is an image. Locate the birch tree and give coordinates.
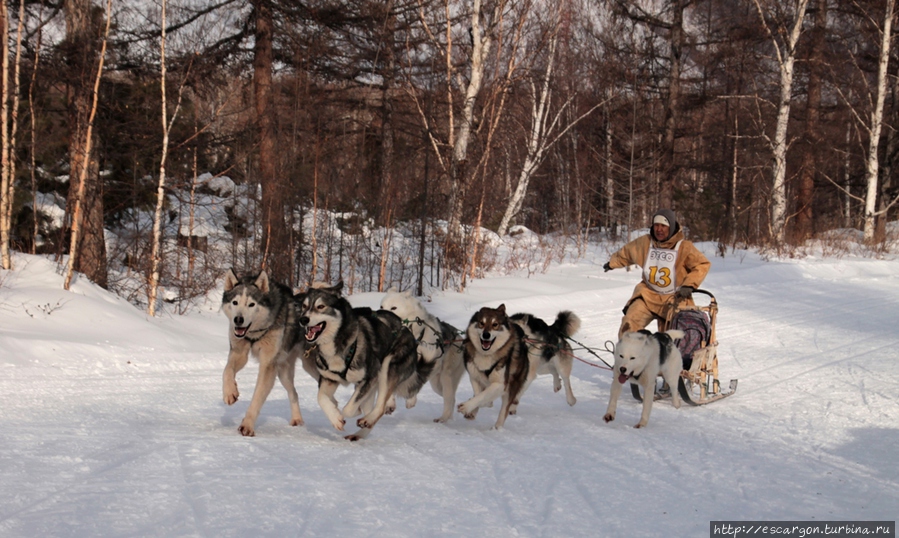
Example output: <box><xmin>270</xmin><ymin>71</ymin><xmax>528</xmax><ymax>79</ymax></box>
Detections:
<box><xmin>752</xmin><ymin>0</ymin><xmax>809</xmax><ymax>244</ymax></box>
<box><xmin>496</xmin><ymin>6</ymin><xmax>602</xmax><ymax>237</ymax></box>
<box><xmin>446</xmin><ymin>0</ymin><xmax>504</xmax><ymax>242</ymax></box>
<box><xmin>148</xmin><ymin>0</ymin><xmax>185</xmax><ymax>316</ymax></box>
<box><xmin>861</xmin><ymin>0</ymin><xmax>895</xmax><ymax>242</ymax></box>
<box><xmin>0</xmin><ymin>0</ymin><xmax>10</xmax><ymax>270</ymax></box>
<box><xmin>63</xmin><ymin>0</ymin><xmax>112</xmax><ymax>291</ymax></box>
<box><xmin>0</xmin><ymin>0</ymin><xmax>23</xmax><ymax>270</ymax></box>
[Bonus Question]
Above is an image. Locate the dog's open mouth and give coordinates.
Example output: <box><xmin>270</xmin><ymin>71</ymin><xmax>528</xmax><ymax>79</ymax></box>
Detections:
<box><xmin>618</xmin><ymin>373</ymin><xmax>631</xmax><ymax>384</ymax></box>
<box><xmin>480</xmin><ymin>337</ymin><xmax>495</xmax><ymax>351</ymax></box>
<box><xmin>305</xmin><ymin>322</ymin><xmax>326</xmax><ymax>342</ymax></box>
<box><xmin>234</xmin><ymin>326</ymin><xmax>249</xmax><ymax>339</ymax></box>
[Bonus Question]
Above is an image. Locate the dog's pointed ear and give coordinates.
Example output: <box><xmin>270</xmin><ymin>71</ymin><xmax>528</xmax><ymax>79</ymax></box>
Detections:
<box><xmin>387</xmin><ymin>286</ymin><xmax>398</xmax><ymax>293</ymax></box>
<box><xmin>402</xmin><ymin>289</ymin><xmax>413</xmax><ymax>298</ymax></box>
<box><xmin>224</xmin><ymin>269</ymin><xmax>239</xmax><ymax>291</ymax></box>
<box><xmin>255</xmin><ymin>271</ymin><xmax>270</xmax><ymax>293</ymax></box>
<box><xmin>332</xmin><ymin>280</ymin><xmax>344</xmax><ymax>295</ymax></box>
<box><xmin>497</xmin><ymin>303</ymin><xmax>506</xmax><ymax>314</ymax></box>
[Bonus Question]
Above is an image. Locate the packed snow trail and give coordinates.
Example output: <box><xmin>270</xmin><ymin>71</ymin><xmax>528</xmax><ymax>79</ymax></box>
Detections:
<box><xmin>1</xmin><ymin>251</ymin><xmax>897</xmax><ymax>536</ymax></box>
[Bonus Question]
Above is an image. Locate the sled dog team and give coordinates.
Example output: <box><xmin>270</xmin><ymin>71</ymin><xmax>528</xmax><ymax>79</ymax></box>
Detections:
<box><xmin>221</xmin><ymin>269</ymin><xmax>684</xmax><ymax>440</ymax></box>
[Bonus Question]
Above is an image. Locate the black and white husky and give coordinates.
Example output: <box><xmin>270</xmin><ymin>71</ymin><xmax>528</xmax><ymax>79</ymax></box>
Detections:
<box><xmin>221</xmin><ymin>270</ymin><xmax>318</xmax><ymax>437</ymax></box>
<box><xmin>458</xmin><ymin>304</ymin><xmax>530</xmax><ymax>429</ymax></box>
<box><xmin>380</xmin><ymin>289</ymin><xmax>466</xmax><ymax>423</ymax></box>
<box><xmin>510</xmin><ymin>311</ymin><xmax>581</xmax><ymax>408</ymax></box>
<box><xmin>298</xmin><ymin>282</ymin><xmax>435</xmax><ymax>441</ymax></box>
<box><xmin>604</xmin><ymin>329</ymin><xmax>684</xmax><ymax>428</ymax></box>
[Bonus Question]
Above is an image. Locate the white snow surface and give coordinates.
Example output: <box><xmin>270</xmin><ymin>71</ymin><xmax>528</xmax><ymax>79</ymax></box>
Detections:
<box><xmin>1</xmin><ymin>247</ymin><xmax>897</xmax><ymax>537</ymax></box>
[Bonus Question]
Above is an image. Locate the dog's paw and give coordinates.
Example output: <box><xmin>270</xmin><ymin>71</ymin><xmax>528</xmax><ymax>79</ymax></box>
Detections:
<box><xmin>434</xmin><ymin>414</ymin><xmax>452</xmax><ymax>423</ymax></box>
<box><xmin>345</xmin><ymin>433</ymin><xmax>363</xmax><ymax>441</ymax></box>
<box><xmin>567</xmin><ymin>395</ymin><xmax>577</xmax><ymax>406</ymax></box>
<box><xmin>603</xmin><ymin>412</ymin><xmax>615</xmax><ymax>423</ymax></box>
<box><xmin>330</xmin><ymin>417</ymin><xmax>346</xmax><ymax>431</ymax></box>
<box><xmin>457</xmin><ymin>402</ymin><xmax>479</xmax><ymax>419</ymax></box>
<box><xmin>237</xmin><ymin>420</ymin><xmax>256</xmax><ymax>437</ymax></box>
<box><xmin>405</xmin><ymin>396</ymin><xmax>417</xmax><ymax>409</ymax></box>
<box><xmin>223</xmin><ymin>385</ymin><xmax>239</xmax><ymax>405</ymax></box>
<box><xmin>290</xmin><ymin>417</ymin><xmax>304</xmax><ymax>427</ymax></box>
<box><xmin>634</xmin><ymin>422</ymin><xmax>646</xmax><ymax>429</ymax></box>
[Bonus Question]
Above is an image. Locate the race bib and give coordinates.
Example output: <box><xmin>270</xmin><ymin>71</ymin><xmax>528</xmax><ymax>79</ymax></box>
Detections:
<box><xmin>643</xmin><ymin>240</ymin><xmax>682</xmax><ymax>294</ymax></box>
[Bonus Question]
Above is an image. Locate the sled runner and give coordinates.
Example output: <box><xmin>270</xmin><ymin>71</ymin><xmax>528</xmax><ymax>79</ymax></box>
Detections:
<box><xmin>630</xmin><ymin>289</ymin><xmax>737</xmax><ymax>405</ymax></box>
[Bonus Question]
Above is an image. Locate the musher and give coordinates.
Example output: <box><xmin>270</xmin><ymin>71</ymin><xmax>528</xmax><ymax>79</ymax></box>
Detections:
<box><xmin>603</xmin><ymin>209</ymin><xmax>711</xmax><ymax>338</ymax></box>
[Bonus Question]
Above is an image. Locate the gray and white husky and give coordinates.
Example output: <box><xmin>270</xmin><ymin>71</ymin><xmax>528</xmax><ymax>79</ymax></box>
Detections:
<box><xmin>221</xmin><ymin>270</ymin><xmax>318</xmax><ymax>437</ymax></box>
<box><xmin>458</xmin><ymin>304</ymin><xmax>530</xmax><ymax>429</ymax></box>
<box><xmin>380</xmin><ymin>289</ymin><xmax>466</xmax><ymax>423</ymax></box>
<box><xmin>298</xmin><ymin>282</ymin><xmax>435</xmax><ymax>441</ymax></box>
<box><xmin>510</xmin><ymin>311</ymin><xmax>581</xmax><ymax>408</ymax></box>
<box><xmin>604</xmin><ymin>329</ymin><xmax>684</xmax><ymax>428</ymax></box>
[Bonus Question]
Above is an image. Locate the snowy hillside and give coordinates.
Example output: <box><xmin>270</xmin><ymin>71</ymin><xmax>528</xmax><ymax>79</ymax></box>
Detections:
<box><xmin>0</xmin><ymin>246</ymin><xmax>897</xmax><ymax>536</ymax></box>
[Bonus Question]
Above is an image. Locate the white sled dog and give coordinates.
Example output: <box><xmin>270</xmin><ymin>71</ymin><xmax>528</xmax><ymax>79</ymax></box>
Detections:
<box><xmin>380</xmin><ymin>289</ymin><xmax>466</xmax><ymax>423</ymax></box>
<box><xmin>510</xmin><ymin>311</ymin><xmax>580</xmax><ymax>408</ymax></box>
<box><xmin>604</xmin><ymin>329</ymin><xmax>684</xmax><ymax>428</ymax></box>
<box><xmin>221</xmin><ymin>270</ymin><xmax>318</xmax><ymax>437</ymax></box>
<box><xmin>458</xmin><ymin>304</ymin><xmax>530</xmax><ymax>429</ymax></box>
<box><xmin>298</xmin><ymin>282</ymin><xmax>435</xmax><ymax>441</ymax></box>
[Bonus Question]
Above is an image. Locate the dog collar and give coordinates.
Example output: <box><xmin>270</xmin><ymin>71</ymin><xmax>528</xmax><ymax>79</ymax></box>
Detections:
<box><xmin>242</xmin><ymin>324</ymin><xmax>270</xmax><ymax>344</ymax></box>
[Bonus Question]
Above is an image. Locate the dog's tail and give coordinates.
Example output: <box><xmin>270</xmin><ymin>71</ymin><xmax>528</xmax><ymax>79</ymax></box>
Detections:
<box><xmin>665</xmin><ymin>329</ymin><xmax>685</xmax><ymax>341</ymax></box>
<box><xmin>551</xmin><ymin>311</ymin><xmax>581</xmax><ymax>338</ymax></box>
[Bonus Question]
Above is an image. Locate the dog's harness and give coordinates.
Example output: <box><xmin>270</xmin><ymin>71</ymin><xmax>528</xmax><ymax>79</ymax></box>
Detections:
<box><xmin>628</xmin><ymin>332</ymin><xmax>672</xmax><ymax>381</ymax></box>
<box><xmin>479</xmin><ymin>357</ymin><xmax>504</xmax><ymax>377</ymax></box>
<box><xmin>401</xmin><ymin>316</ymin><xmax>465</xmax><ymax>351</ymax></box>
<box><xmin>311</xmin><ymin>340</ymin><xmax>358</xmax><ymax>381</ymax></box>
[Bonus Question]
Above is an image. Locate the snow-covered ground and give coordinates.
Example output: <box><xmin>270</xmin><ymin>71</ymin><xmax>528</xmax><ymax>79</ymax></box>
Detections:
<box><xmin>1</xmin><ymin>246</ymin><xmax>896</xmax><ymax>537</ymax></box>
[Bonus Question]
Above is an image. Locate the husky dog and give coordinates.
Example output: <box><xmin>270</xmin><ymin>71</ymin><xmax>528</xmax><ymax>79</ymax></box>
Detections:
<box><xmin>510</xmin><ymin>311</ymin><xmax>580</xmax><ymax>408</ymax></box>
<box><xmin>604</xmin><ymin>329</ymin><xmax>684</xmax><ymax>428</ymax></box>
<box><xmin>221</xmin><ymin>270</ymin><xmax>318</xmax><ymax>437</ymax></box>
<box><xmin>298</xmin><ymin>282</ymin><xmax>435</xmax><ymax>441</ymax></box>
<box><xmin>380</xmin><ymin>289</ymin><xmax>466</xmax><ymax>423</ymax></box>
<box><xmin>458</xmin><ymin>304</ymin><xmax>530</xmax><ymax>429</ymax></box>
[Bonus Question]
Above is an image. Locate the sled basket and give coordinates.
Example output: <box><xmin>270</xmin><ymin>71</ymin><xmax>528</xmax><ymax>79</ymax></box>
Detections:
<box><xmin>669</xmin><ymin>309</ymin><xmax>711</xmax><ymax>370</ymax></box>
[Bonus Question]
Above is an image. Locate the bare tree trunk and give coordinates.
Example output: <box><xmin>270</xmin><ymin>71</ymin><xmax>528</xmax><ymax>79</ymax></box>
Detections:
<box><xmin>447</xmin><ymin>0</ymin><xmax>500</xmax><ymax>242</ymax></box>
<box><xmin>0</xmin><ymin>0</ymin><xmax>10</xmax><ymax>270</ymax></box>
<box><xmin>659</xmin><ymin>0</ymin><xmax>685</xmax><ymax>208</ymax></box>
<box><xmin>148</xmin><ymin>0</ymin><xmax>184</xmax><ymax>316</ymax></box>
<box><xmin>843</xmin><ymin>119</ymin><xmax>852</xmax><ymax>228</ymax></box>
<box><xmin>604</xmin><ymin>93</ymin><xmax>614</xmax><ymax>235</ymax></box>
<box><xmin>63</xmin><ymin>0</ymin><xmax>112</xmax><ymax>290</ymax></box>
<box><xmin>878</xmin><ymin>75</ymin><xmax>899</xmax><ymax>240</ymax></box>
<box><xmin>862</xmin><ymin>0</ymin><xmax>895</xmax><ymax>242</ymax></box>
<box><xmin>254</xmin><ymin>0</ymin><xmax>289</xmax><ymax>284</ymax></box>
<box><xmin>147</xmin><ymin>0</ymin><xmax>170</xmax><ymax>316</ymax></box>
<box><xmin>753</xmin><ymin>0</ymin><xmax>809</xmax><ymax>244</ymax></box>
<box><xmin>28</xmin><ymin>4</ymin><xmax>42</xmax><ymax>255</ymax></box>
<box><xmin>0</xmin><ymin>0</ymin><xmax>20</xmax><ymax>269</ymax></box>
<box><xmin>731</xmin><ymin>114</ymin><xmax>740</xmax><ymax>241</ymax></box>
<box><xmin>795</xmin><ymin>0</ymin><xmax>826</xmax><ymax>242</ymax></box>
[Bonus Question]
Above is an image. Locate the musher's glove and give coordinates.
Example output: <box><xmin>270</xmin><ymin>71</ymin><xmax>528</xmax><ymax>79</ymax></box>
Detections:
<box><xmin>603</xmin><ymin>262</ymin><xmax>612</xmax><ymax>272</ymax></box>
<box><xmin>675</xmin><ymin>286</ymin><xmax>693</xmax><ymax>299</ymax></box>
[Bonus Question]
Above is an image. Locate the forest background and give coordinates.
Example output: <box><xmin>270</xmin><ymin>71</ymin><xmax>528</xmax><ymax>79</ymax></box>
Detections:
<box><xmin>0</xmin><ymin>0</ymin><xmax>897</xmax><ymax>313</ymax></box>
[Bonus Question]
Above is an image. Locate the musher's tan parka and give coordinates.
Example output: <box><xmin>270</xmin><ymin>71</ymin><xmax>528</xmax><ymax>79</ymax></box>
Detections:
<box><xmin>608</xmin><ymin>223</ymin><xmax>710</xmax><ymax>336</ymax></box>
